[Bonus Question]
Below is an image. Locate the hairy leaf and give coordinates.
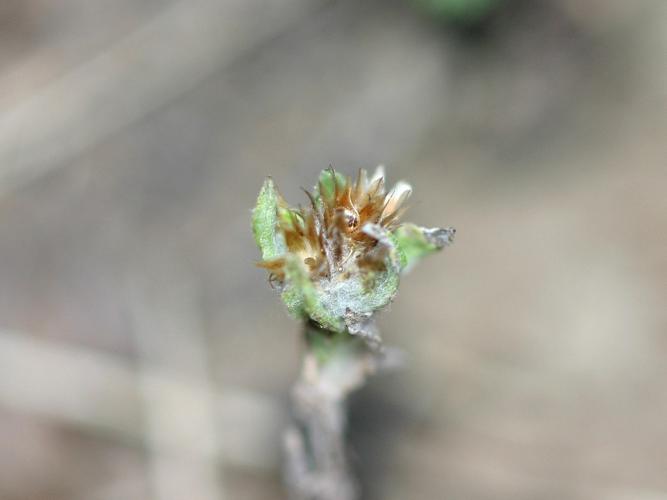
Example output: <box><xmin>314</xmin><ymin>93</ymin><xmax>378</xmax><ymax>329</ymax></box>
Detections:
<box><xmin>252</xmin><ymin>178</ymin><xmax>287</xmax><ymax>260</ymax></box>
<box><xmin>393</xmin><ymin>223</ymin><xmax>455</xmax><ymax>273</ymax></box>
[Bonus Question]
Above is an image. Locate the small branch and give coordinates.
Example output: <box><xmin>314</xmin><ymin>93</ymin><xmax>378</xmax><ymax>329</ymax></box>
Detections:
<box><xmin>283</xmin><ymin>324</ymin><xmax>379</xmax><ymax>500</ymax></box>
<box><xmin>252</xmin><ymin>168</ymin><xmax>452</xmax><ymax>499</ymax></box>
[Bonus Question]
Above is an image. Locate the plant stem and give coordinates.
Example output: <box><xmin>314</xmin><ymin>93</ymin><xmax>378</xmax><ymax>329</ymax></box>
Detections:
<box><xmin>283</xmin><ymin>323</ymin><xmax>378</xmax><ymax>500</ymax></box>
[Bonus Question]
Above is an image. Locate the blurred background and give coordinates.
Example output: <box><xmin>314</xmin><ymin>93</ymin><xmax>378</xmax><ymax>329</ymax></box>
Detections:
<box><xmin>0</xmin><ymin>0</ymin><xmax>665</xmax><ymax>499</ymax></box>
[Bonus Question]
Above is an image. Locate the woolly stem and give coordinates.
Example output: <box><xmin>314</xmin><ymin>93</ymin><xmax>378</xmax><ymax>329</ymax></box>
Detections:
<box><xmin>283</xmin><ymin>322</ymin><xmax>378</xmax><ymax>500</ymax></box>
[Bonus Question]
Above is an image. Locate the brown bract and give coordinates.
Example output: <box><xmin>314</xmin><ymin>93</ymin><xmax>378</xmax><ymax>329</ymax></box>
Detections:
<box><xmin>259</xmin><ymin>168</ymin><xmax>411</xmax><ymax>283</ymax></box>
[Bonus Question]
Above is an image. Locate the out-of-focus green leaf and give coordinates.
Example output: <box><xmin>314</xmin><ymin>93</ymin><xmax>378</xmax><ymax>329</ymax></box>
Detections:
<box><xmin>317</xmin><ymin>169</ymin><xmax>347</xmax><ymax>203</ymax></box>
<box><xmin>282</xmin><ymin>255</ymin><xmax>343</xmax><ymax>332</ymax></box>
<box><xmin>393</xmin><ymin>223</ymin><xmax>454</xmax><ymax>273</ymax></box>
<box><xmin>414</xmin><ymin>0</ymin><xmax>501</xmax><ymax>23</ymax></box>
<box><xmin>252</xmin><ymin>178</ymin><xmax>286</xmax><ymax>260</ymax></box>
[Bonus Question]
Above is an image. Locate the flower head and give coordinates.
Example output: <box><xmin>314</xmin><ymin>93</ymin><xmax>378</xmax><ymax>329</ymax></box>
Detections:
<box><xmin>259</xmin><ymin>166</ymin><xmax>413</xmax><ymax>282</ymax></box>
<box><xmin>252</xmin><ymin>167</ymin><xmax>454</xmax><ymax>341</ymax></box>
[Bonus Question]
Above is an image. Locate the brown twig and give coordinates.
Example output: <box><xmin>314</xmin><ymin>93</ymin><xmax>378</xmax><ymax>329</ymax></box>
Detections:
<box><xmin>282</xmin><ymin>323</ymin><xmax>384</xmax><ymax>500</ymax></box>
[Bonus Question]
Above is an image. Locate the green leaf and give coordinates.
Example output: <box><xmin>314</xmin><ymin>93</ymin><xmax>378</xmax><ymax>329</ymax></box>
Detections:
<box><xmin>317</xmin><ymin>226</ymin><xmax>402</xmax><ymax>325</ymax></box>
<box><xmin>282</xmin><ymin>255</ymin><xmax>344</xmax><ymax>332</ymax></box>
<box><xmin>317</xmin><ymin>169</ymin><xmax>347</xmax><ymax>203</ymax></box>
<box><xmin>279</xmin><ymin>247</ymin><xmax>401</xmax><ymax>334</ymax></box>
<box><xmin>252</xmin><ymin>178</ymin><xmax>287</xmax><ymax>260</ymax></box>
<box><xmin>355</xmin><ymin>265</ymin><xmax>400</xmax><ymax>312</ymax></box>
<box><xmin>393</xmin><ymin>223</ymin><xmax>454</xmax><ymax>273</ymax></box>
<box><xmin>277</xmin><ymin>205</ymin><xmax>302</xmax><ymax>232</ymax></box>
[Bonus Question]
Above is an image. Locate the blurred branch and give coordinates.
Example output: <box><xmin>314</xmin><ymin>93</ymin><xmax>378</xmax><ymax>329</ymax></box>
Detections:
<box><xmin>127</xmin><ymin>274</ymin><xmax>225</xmax><ymax>500</ymax></box>
<box><xmin>284</xmin><ymin>324</ymin><xmax>398</xmax><ymax>500</ymax></box>
<box><xmin>0</xmin><ymin>0</ymin><xmax>324</xmax><ymax>198</ymax></box>
<box><xmin>0</xmin><ymin>328</ymin><xmax>286</xmax><ymax>470</ymax></box>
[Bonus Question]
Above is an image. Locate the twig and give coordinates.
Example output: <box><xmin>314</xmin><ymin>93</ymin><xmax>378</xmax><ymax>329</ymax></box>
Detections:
<box><xmin>283</xmin><ymin>323</ymin><xmax>378</xmax><ymax>500</ymax></box>
<box><xmin>252</xmin><ymin>168</ymin><xmax>454</xmax><ymax>499</ymax></box>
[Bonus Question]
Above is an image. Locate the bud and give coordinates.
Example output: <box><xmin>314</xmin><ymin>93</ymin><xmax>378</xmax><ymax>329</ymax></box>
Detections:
<box><xmin>252</xmin><ymin>167</ymin><xmax>454</xmax><ymax>343</ymax></box>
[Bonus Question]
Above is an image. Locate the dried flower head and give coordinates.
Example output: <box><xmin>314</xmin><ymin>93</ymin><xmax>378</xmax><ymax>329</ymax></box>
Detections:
<box><xmin>253</xmin><ymin>167</ymin><xmax>454</xmax><ymax>342</ymax></box>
